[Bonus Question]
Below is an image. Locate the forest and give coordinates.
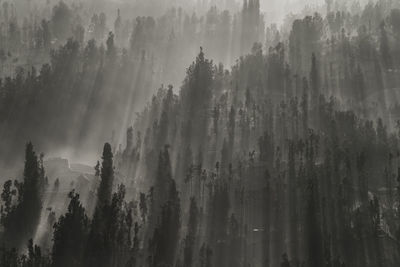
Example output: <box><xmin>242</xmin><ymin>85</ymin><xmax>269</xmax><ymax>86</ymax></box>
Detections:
<box><xmin>1</xmin><ymin>0</ymin><xmax>400</xmax><ymax>266</ymax></box>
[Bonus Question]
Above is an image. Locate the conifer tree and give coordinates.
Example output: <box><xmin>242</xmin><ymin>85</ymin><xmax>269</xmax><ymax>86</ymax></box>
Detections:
<box><xmin>52</xmin><ymin>191</ymin><xmax>89</xmax><ymax>267</ymax></box>
<box><xmin>1</xmin><ymin>142</ymin><xmax>44</xmax><ymax>249</ymax></box>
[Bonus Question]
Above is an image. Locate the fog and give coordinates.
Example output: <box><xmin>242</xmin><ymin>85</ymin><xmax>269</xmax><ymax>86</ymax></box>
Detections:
<box><xmin>0</xmin><ymin>0</ymin><xmax>390</xmax><ymax>173</ymax></box>
<box><xmin>0</xmin><ymin>0</ymin><xmax>390</xmax><ymax>171</ymax></box>
<box><xmin>1</xmin><ymin>0</ymin><xmax>400</xmax><ymax>266</ymax></box>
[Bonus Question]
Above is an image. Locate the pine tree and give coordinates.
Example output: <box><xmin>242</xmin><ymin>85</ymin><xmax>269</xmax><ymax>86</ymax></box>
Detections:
<box><xmin>52</xmin><ymin>191</ymin><xmax>89</xmax><ymax>267</ymax></box>
<box><xmin>96</xmin><ymin>143</ymin><xmax>114</xmax><ymax>210</ymax></box>
<box><xmin>149</xmin><ymin>177</ymin><xmax>180</xmax><ymax>267</ymax></box>
<box><xmin>1</xmin><ymin>143</ymin><xmax>44</xmax><ymax>249</ymax></box>
<box><xmin>84</xmin><ymin>143</ymin><xmax>115</xmax><ymax>267</ymax></box>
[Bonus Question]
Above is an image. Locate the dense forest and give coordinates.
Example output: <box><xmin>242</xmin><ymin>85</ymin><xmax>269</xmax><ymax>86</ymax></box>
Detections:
<box><xmin>2</xmin><ymin>0</ymin><xmax>400</xmax><ymax>266</ymax></box>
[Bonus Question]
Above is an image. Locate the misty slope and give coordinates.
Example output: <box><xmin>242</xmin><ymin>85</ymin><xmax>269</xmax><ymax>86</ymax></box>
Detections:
<box><xmin>1</xmin><ymin>0</ymin><xmax>399</xmax><ymax>170</ymax></box>
<box><xmin>114</xmin><ymin>40</ymin><xmax>400</xmax><ymax>267</ymax></box>
<box><xmin>2</xmin><ymin>1</ymin><xmax>400</xmax><ymax>267</ymax></box>
<box><xmin>0</xmin><ymin>0</ymin><xmax>269</xmax><ymax>169</ymax></box>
